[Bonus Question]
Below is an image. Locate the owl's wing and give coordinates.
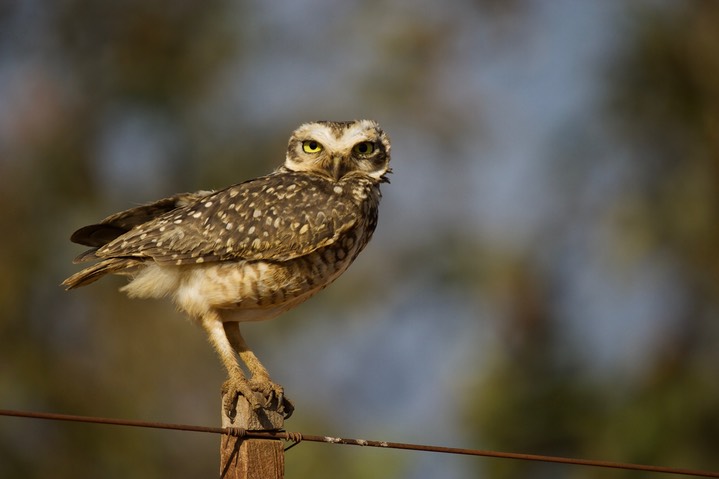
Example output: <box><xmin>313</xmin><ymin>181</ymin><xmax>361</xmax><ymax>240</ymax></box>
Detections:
<box><xmin>71</xmin><ymin>191</ymin><xmax>215</xmax><ymax>247</ymax></box>
<box><xmin>93</xmin><ymin>172</ymin><xmax>360</xmax><ymax>265</ymax></box>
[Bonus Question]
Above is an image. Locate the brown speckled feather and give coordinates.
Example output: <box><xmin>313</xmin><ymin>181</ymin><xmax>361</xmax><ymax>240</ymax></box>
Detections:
<box><xmin>71</xmin><ymin>191</ymin><xmax>214</xmax><ymax>259</ymax></box>
<box><xmin>84</xmin><ymin>170</ymin><xmax>372</xmax><ymax>266</ymax></box>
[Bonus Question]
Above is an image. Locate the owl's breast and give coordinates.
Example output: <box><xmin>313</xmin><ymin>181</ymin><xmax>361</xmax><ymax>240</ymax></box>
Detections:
<box><xmin>170</xmin><ymin>227</ymin><xmax>371</xmax><ymax>322</ymax></box>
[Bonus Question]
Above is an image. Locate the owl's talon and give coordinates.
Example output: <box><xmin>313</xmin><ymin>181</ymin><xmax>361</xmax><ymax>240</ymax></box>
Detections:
<box><xmin>249</xmin><ymin>377</ymin><xmax>294</xmax><ymax>419</ymax></box>
<box><xmin>223</xmin><ymin>375</ymin><xmax>294</xmax><ymax>419</ymax></box>
<box><xmin>222</xmin><ymin>375</ymin><xmax>260</xmax><ymax>418</ymax></box>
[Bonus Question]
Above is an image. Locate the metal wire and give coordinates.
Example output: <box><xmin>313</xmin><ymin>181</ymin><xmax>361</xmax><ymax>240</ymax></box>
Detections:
<box><xmin>2</xmin><ymin>408</ymin><xmax>718</xmax><ymax>477</ymax></box>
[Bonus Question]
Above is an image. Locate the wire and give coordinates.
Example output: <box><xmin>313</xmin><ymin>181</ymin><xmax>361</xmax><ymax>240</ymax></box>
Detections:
<box><xmin>1</xmin><ymin>408</ymin><xmax>718</xmax><ymax>477</ymax></box>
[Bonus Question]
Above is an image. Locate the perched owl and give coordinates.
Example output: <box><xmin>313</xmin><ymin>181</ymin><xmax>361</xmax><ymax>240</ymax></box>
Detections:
<box><xmin>63</xmin><ymin>120</ymin><xmax>392</xmax><ymax>419</ymax></box>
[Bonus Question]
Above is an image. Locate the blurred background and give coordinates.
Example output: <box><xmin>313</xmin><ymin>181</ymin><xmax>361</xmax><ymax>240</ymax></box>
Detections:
<box><xmin>1</xmin><ymin>0</ymin><xmax>718</xmax><ymax>478</ymax></box>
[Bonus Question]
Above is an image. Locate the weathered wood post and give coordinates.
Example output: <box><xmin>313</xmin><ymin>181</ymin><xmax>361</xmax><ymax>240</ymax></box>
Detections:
<box><xmin>220</xmin><ymin>393</ymin><xmax>285</xmax><ymax>479</ymax></box>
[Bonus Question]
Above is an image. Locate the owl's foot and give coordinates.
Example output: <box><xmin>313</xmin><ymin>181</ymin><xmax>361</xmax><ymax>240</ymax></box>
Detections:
<box><xmin>222</xmin><ymin>375</ymin><xmax>294</xmax><ymax>420</ymax></box>
<box><xmin>250</xmin><ymin>375</ymin><xmax>294</xmax><ymax>419</ymax></box>
<box><xmin>222</xmin><ymin>375</ymin><xmax>255</xmax><ymax>419</ymax></box>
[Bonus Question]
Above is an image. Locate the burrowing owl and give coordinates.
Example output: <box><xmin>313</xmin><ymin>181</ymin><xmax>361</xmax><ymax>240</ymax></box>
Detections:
<box><xmin>63</xmin><ymin>120</ymin><xmax>391</xmax><ymax>418</ymax></box>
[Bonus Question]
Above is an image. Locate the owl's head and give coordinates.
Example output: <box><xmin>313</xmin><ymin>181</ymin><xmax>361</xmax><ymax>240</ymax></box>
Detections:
<box><xmin>285</xmin><ymin>120</ymin><xmax>391</xmax><ymax>183</ymax></box>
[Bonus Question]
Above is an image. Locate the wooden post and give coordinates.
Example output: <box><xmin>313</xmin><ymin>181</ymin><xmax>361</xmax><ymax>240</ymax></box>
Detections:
<box><xmin>220</xmin><ymin>394</ymin><xmax>285</xmax><ymax>479</ymax></box>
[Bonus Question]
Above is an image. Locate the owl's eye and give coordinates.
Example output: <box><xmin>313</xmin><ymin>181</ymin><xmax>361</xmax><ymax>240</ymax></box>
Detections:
<box><xmin>353</xmin><ymin>141</ymin><xmax>375</xmax><ymax>155</ymax></box>
<box><xmin>302</xmin><ymin>140</ymin><xmax>323</xmax><ymax>153</ymax></box>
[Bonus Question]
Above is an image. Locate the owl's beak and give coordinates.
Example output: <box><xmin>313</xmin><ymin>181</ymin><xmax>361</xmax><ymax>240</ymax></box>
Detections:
<box><xmin>330</xmin><ymin>156</ymin><xmax>346</xmax><ymax>181</ymax></box>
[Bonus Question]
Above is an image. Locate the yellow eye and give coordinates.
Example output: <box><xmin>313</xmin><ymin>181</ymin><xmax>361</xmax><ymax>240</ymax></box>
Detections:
<box><xmin>302</xmin><ymin>140</ymin><xmax>323</xmax><ymax>153</ymax></box>
<box><xmin>353</xmin><ymin>141</ymin><xmax>375</xmax><ymax>155</ymax></box>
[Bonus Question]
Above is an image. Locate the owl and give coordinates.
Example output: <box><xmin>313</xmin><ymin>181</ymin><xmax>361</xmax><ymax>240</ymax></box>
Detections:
<box><xmin>63</xmin><ymin>120</ymin><xmax>391</xmax><ymax>419</ymax></box>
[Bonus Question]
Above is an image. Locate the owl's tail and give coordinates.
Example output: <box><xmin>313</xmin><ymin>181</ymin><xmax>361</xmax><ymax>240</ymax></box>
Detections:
<box><xmin>61</xmin><ymin>258</ymin><xmax>141</xmax><ymax>290</ymax></box>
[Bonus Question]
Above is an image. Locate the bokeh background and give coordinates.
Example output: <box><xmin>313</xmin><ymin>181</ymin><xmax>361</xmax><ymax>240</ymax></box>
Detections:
<box><xmin>1</xmin><ymin>1</ymin><xmax>718</xmax><ymax>478</ymax></box>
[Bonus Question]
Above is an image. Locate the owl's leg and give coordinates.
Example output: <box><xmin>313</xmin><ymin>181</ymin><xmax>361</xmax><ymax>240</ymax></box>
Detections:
<box><xmin>223</xmin><ymin>321</ymin><xmax>294</xmax><ymax>419</ymax></box>
<box><xmin>200</xmin><ymin>313</ymin><xmax>257</xmax><ymax>418</ymax></box>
